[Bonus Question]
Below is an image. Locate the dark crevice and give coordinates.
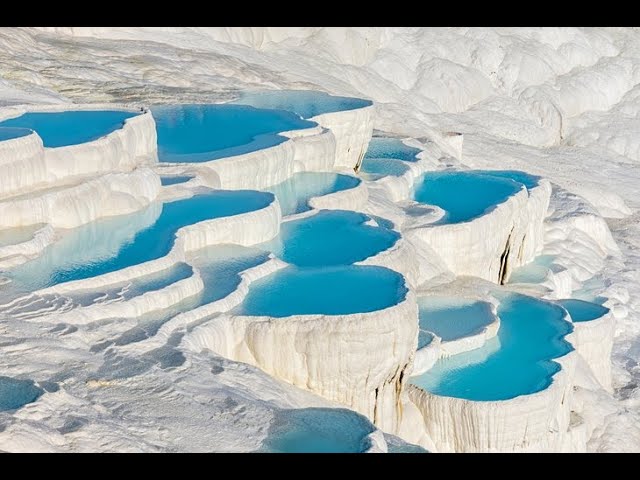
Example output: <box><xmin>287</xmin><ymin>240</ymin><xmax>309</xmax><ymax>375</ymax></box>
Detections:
<box><xmin>498</xmin><ymin>227</ymin><xmax>514</xmax><ymax>285</ymax></box>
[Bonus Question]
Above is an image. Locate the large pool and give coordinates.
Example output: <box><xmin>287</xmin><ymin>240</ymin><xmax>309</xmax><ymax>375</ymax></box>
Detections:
<box><xmin>413</xmin><ymin>170</ymin><xmax>526</xmax><ymax>224</ymax></box>
<box><xmin>263</xmin><ymin>210</ymin><xmax>399</xmax><ymax>267</ymax></box>
<box><xmin>152</xmin><ymin>104</ymin><xmax>315</xmax><ymax>163</ymax></box>
<box><xmin>237</xmin><ymin>265</ymin><xmax>407</xmax><ymax>317</ymax></box>
<box><xmin>260</xmin><ymin>408</ymin><xmax>376</xmax><ymax>453</ymax></box>
<box><xmin>418</xmin><ymin>296</ymin><xmax>495</xmax><ymax>342</ymax></box>
<box><xmin>410</xmin><ymin>294</ymin><xmax>573</xmax><ymax>401</ymax></box>
<box><xmin>0</xmin><ymin>110</ymin><xmax>139</xmax><ymax>148</ymax></box>
<box><xmin>8</xmin><ymin>190</ymin><xmax>274</xmax><ymax>290</ymax></box>
<box><xmin>558</xmin><ymin>299</ymin><xmax>610</xmax><ymax>322</ymax></box>
<box><xmin>232</xmin><ymin>90</ymin><xmax>372</xmax><ymax>119</ymax></box>
<box><xmin>0</xmin><ymin>376</ymin><xmax>44</xmax><ymax>411</ymax></box>
<box><xmin>265</xmin><ymin>172</ymin><xmax>361</xmax><ymax>216</ymax></box>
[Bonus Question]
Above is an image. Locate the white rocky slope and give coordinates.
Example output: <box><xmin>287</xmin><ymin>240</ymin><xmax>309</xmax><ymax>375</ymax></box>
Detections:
<box><xmin>0</xmin><ymin>27</ymin><xmax>639</xmax><ymax>451</ymax></box>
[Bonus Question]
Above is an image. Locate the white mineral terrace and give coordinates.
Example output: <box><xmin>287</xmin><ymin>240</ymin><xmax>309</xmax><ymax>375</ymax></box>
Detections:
<box><xmin>0</xmin><ymin>27</ymin><xmax>636</xmax><ymax>453</ymax></box>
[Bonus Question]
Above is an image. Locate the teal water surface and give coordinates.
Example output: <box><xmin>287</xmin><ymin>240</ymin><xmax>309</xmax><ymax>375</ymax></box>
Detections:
<box><xmin>232</xmin><ymin>90</ymin><xmax>372</xmax><ymax>119</ymax></box>
<box><xmin>410</xmin><ymin>294</ymin><xmax>573</xmax><ymax>401</ymax></box>
<box><xmin>413</xmin><ymin>171</ymin><xmax>525</xmax><ymax>224</ymax></box>
<box><xmin>153</xmin><ymin>104</ymin><xmax>315</xmax><ymax>163</ymax></box>
<box><xmin>0</xmin><ymin>110</ymin><xmax>138</xmax><ymax>147</ymax></box>
<box><xmin>419</xmin><ymin>296</ymin><xmax>495</xmax><ymax>342</ymax></box>
<box><xmin>266</xmin><ymin>172</ymin><xmax>360</xmax><ymax>216</ymax></box>
<box><xmin>263</xmin><ymin>210</ymin><xmax>399</xmax><ymax>267</ymax></box>
<box><xmin>238</xmin><ymin>265</ymin><xmax>407</xmax><ymax>317</ymax></box>
<box><xmin>558</xmin><ymin>299</ymin><xmax>610</xmax><ymax>322</ymax></box>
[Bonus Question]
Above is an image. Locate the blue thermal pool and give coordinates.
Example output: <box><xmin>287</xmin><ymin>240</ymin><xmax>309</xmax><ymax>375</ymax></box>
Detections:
<box><xmin>260</xmin><ymin>408</ymin><xmax>376</xmax><ymax>453</ymax></box>
<box><xmin>160</xmin><ymin>175</ymin><xmax>193</xmax><ymax>186</ymax></box>
<box><xmin>558</xmin><ymin>299</ymin><xmax>610</xmax><ymax>322</ymax></box>
<box><xmin>508</xmin><ymin>255</ymin><xmax>556</xmax><ymax>284</ymax></box>
<box><xmin>0</xmin><ymin>377</ymin><xmax>44</xmax><ymax>411</ymax></box>
<box><xmin>262</xmin><ymin>210</ymin><xmax>399</xmax><ymax>267</ymax></box>
<box><xmin>365</xmin><ymin>137</ymin><xmax>421</xmax><ymax>162</ymax></box>
<box><xmin>237</xmin><ymin>265</ymin><xmax>407</xmax><ymax>317</ymax></box>
<box><xmin>232</xmin><ymin>90</ymin><xmax>372</xmax><ymax>119</ymax></box>
<box><xmin>0</xmin><ymin>110</ymin><xmax>139</xmax><ymax>148</ymax></box>
<box><xmin>152</xmin><ymin>104</ymin><xmax>315</xmax><ymax>163</ymax></box>
<box><xmin>410</xmin><ymin>294</ymin><xmax>573</xmax><ymax>401</ymax></box>
<box><xmin>8</xmin><ymin>190</ymin><xmax>274</xmax><ymax>290</ymax></box>
<box><xmin>265</xmin><ymin>172</ymin><xmax>361</xmax><ymax>216</ymax></box>
<box><xmin>418</xmin><ymin>296</ymin><xmax>495</xmax><ymax>342</ymax></box>
<box><xmin>418</xmin><ymin>330</ymin><xmax>435</xmax><ymax>350</ymax></box>
<box><xmin>0</xmin><ymin>127</ymin><xmax>33</xmax><ymax>142</ymax></box>
<box><xmin>413</xmin><ymin>170</ymin><xmax>528</xmax><ymax>224</ymax></box>
<box><xmin>360</xmin><ymin>158</ymin><xmax>410</xmax><ymax>180</ymax></box>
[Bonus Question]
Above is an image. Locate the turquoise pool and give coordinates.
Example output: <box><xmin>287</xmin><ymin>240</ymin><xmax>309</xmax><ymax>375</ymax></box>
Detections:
<box><xmin>365</xmin><ymin>137</ymin><xmax>421</xmax><ymax>162</ymax></box>
<box><xmin>0</xmin><ymin>110</ymin><xmax>138</xmax><ymax>148</ymax></box>
<box><xmin>266</xmin><ymin>172</ymin><xmax>361</xmax><ymax>216</ymax></box>
<box><xmin>0</xmin><ymin>377</ymin><xmax>44</xmax><ymax>411</ymax></box>
<box><xmin>160</xmin><ymin>175</ymin><xmax>193</xmax><ymax>186</ymax></box>
<box><xmin>413</xmin><ymin>170</ymin><xmax>525</xmax><ymax>224</ymax></box>
<box><xmin>232</xmin><ymin>90</ymin><xmax>372</xmax><ymax>119</ymax></box>
<box><xmin>558</xmin><ymin>299</ymin><xmax>610</xmax><ymax>322</ymax></box>
<box><xmin>263</xmin><ymin>210</ymin><xmax>399</xmax><ymax>267</ymax></box>
<box><xmin>418</xmin><ymin>296</ymin><xmax>494</xmax><ymax>342</ymax></box>
<box><xmin>152</xmin><ymin>104</ymin><xmax>315</xmax><ymax>163</ymax></box>
<box><xmin>237</xmin><ymin>265</ymin><xmax>407</xmax><ymax>317</ymax></box>
<box><xmin>260</xmin><ymin>408</ymin><xmax>376</xmax><ymax>453</ymax></box>
<box><xmin>410</xmin><ymin>294</ymin><xmax>573</xmax><ymax>401</ymax></box>
<box><xmin>0</xmin><ymin>126</ymin><xmax>33</xmax><ymax>142</ymax></box>
<box><xmin>8</xmin><ymin>190</ymin><xmax>274</xmax><ymax>290</ymax></box>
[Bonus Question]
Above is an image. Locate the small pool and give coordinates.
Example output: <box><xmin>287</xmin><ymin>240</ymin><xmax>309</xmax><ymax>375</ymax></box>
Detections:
<box><xmin>265</xmin><ymin>172</ymin><xmax>360</xmax><ymax>216</ymax></box>
<box><xmin>160</xmin><ymin>175</ymin><xmax>193</xmax><ymax>186</ymax></box>
<box><xmin>360</xmin><ymin>158</ymin><xmax>410</xmax><ymax>180</ymax></box>
<box><xmin>189</xmin><ymin>244</ymin><xmax>271</xmax><ymax>305</ymax></box>
<box><xmin>508</xmin><ymin>255</ymin><xmax>556</xmax><ymax>284</ymax></box>
<box><xmin>263</xmin><ymin>210</ymin><xmax>399</xmax><ymax>267</ymax></box>
<box><xmin>152</xmin><ymin>104</ymin><xmax>315</xmax><ymax>163</ymax></box>
<box><xmin>418</xmin><ymin>296</ymin><xmax>495</xmax><ymax>342</ymax></box>
<box><xmin>260</xmin><ymin>408</ymin><xmax>376</xmax><ymax>453</ymax></box>
<box><xmin>8</xmin><ymin>190</ymin><xmax>274</xmax><ymax>290</ymax></box>
<box><xmin>232</xmin><ymin>90</ymin><xmax>372</xmax><ymax>119</ymax></box>
<box><xmin>418</xmin><ymin>330</ymin><xmax>435</xmax><ymax>350</ymax></box>
<box><xmin>410</xmin><ymin>294</ymin><xmax>573</xmax><ymax>401</ymax></box>
<box><xmin>0</xmin><ymin>110</ymin><xmax>139</xmax><ymax>148</ymax></box>
<box><xmin>0</xmin><ymin>126</ymin><xmax>33</xmax><ymax>142</ymax></box>
<box><xmin>413</xmin><ymin>170</ymin><xmax>525</xmax><ymax>224</ymax></box>
<box><xmin>558</xmin><ymin>299</ymin><xmax>610</xmax><ymax>322</ymax></box>
<box><xmin>0</xmin><ymin>224</ymin><xmax>43</xmax><ymax>248</ymax></box>
<box><xmin>237</xmin><ymin>265</ymin><xmax>407</xmax><ymax>317</ymax></box>
<box><xmin>0</xmin><ymin>376</ymin><xmax>44</xmax><ymax>411</ymax></box>
<box><xmin>365</xmin><ymin>137</ymin><xmax>421</xmax><ymax>162</ymax></box>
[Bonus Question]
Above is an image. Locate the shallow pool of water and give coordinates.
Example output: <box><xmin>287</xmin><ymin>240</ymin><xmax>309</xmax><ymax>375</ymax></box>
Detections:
<box><xmin>232</xmin><ymin>90</ymin><xmax>372</xmax><ymax>119</ymax></box>
<box><xmin>413</xmin><ymin>170</ymin><xmax>524</xmax><ymax>224</ymax></box>
<box><xmin>0</xmin><ymin>224</ymin><xmax>43</xmax><ymax>248</ymax></box>
<box><xmin>160</xmin><ymin>175</ymin><xmax>193</xmax><ymax>186</ymax></box>
<box><xmin>558</xmin><ymin>299</ymin><xmax>610</xmax><ymax>322</ymax></box>
<box><xmin>260</xmin><ymin>407</ymin><xmax>376</xmax><ymax>453</ymax></box>
<box><xmin>365</xmin><ymin>137</ymin><xmax>421</xmax><ymax>162</ymax></box>
<box><xmin>0</xmin><ymin>110</ymin><xmax>138</xmax><ymax>148</ymax></box>
<box><xmin>0</xmin><ymin>126</ymin><xmax>33</xmax><ymax>142</ymax></box>
<box><xmin>265</xmin><ymin>172</ymin><xmax>360</xmax><ymax>216</ymax></box>
<box><xmin>263</xmin><ymin>210</ymin><xmax>399</xmax><ymax>267</ymax></box>
<box><xmin>410</xmin><ymin>294</ymin><xmax>573</xmax><ymax>401</ymax></box>
<box><xmin>0</xmin><ymin>376</ymin><xmax>44</xmax><ymax>411</ymax></box>
<box><xmin>418</xmin><ymin>296</ymin><xmax>494</xmax><ymax>342</ymax></box>
<box><xmin>238</xmin><ymin>265</ymin><xmax>407</xmax><ymax>317</ymax></box>
<box><xmin>152</xmin><ymin>104</ymin><xmax>315</xmax><ymax>163</ymax></box>
<box><xmin>8</xmin><ymin>190</ymin><xmax>274</xmax><ymax>290</ymax></box>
